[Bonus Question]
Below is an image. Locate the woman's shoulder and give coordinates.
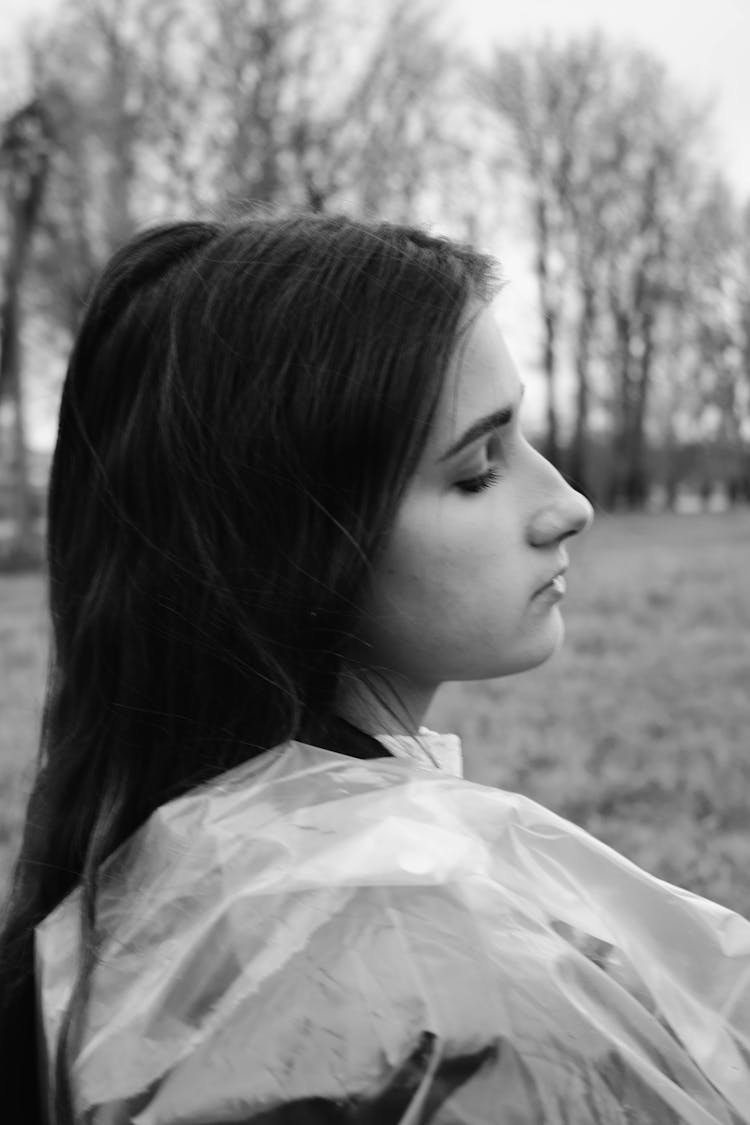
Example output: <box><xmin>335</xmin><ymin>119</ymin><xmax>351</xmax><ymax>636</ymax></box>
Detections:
<box><xmin>35</xmin><ymin>741</ymin><xmax>750</xmax><ymax>1122</ymax></box>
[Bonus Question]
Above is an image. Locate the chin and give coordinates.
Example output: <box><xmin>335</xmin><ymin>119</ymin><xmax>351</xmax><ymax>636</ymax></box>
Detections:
<box><xmin>490</xmin><ymin>612</ymin><xmax>566</xmax><ymax>678</ymax></box>
<box><xmin>384</xmin><ymin>613</ymin><xmax>567</xmax><ymax>686</ymax></box>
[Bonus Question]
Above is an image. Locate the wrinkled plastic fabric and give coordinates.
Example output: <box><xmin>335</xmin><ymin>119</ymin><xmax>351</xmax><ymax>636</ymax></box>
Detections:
<box><xmin>35</xmin><ymin>741</ymin><xmax>750</xmax><ymax>1124</ymax></box>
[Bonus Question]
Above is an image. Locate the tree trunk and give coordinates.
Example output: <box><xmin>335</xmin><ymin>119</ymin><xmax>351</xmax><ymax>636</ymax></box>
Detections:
<box><xmin>0</xmin><ymin>262</ymin><xmax>35</xmax><ymax>556</ymax></box>
<box><xmin>624</xmin><ymin>308</ymin><xmax>656</xmax><ymax>509</ymax></box>
<box><xmin>605</xmin><ymin>306</ymin><xmax>632</xmax><ymax>509</ymax></box>
<box><xmin>541</xmin><ymin>307</ymin><xmax>560</xmax><ymax>466</ymax></box>
<box><xmin>568</xmin><ymin>281</ymin><xmax>595</xmax><ymax>494</ymax></box>
<box><xmin>0</xmin><ymin>101</ymin><xmax>52</xmax><ymax>561</ymax></box>
<box><xmin>534</xmin><ymin>194</ymin><xmax>560</xmax><ymax>466</ymax></box>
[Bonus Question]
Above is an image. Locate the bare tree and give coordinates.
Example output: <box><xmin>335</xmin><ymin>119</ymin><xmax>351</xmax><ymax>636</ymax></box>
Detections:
<box><xmin>23</xmin><ymin>0</ymin><xmax>167</xmax><ymax>334</ymax></box>
<box><xmin>0</xmin><ymin>0</ymin><xmax>481</xmax><ymax>546</ymax></box>
<box><xmin>736</xmin><ymin>199</ymin><xmax>750</xmax><ymax>500</ymax></box>
<box><xmin>590</xmin><ymin>53</ymin><xmax>707</xmax><ymax>507</ymax></box>
<box><xmin>28</xmin><ymin>0</ymin><xmax>468</xmax><ymax>271</ymax></box>
<box><xmin>476</xmin><ymin>36</ymin><xmax>607</xmax><ymax>467</ymax></box>
<box><xmin>476</xmin><ymin>34</ymin><xmax>729</xmax><ymax>507</ymax></box>
<box><xmin>198</xmin><ymin>0</ymin><xmax>470</xmax><ymax>221</ymax></box>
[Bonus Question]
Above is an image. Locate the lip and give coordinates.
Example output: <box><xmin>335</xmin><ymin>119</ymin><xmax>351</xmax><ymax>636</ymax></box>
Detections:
<box><xmin>533</xmin><ymin>565</ymin><xmax>569</xmax><ymax>597</ymax></box>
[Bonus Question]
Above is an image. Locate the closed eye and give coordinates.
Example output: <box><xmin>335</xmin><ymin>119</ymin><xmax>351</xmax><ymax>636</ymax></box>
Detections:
<box><xmin>455</xmin><ymin>466</ymin><xmax>502</xmax><ymax>495</ymax></box>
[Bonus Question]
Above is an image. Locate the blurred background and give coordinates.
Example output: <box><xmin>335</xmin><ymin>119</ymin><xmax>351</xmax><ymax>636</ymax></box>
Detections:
<box><xmin>1</xmin><ymin>0</ymin><xmax>749</xmax><ymax>912</ymax></box>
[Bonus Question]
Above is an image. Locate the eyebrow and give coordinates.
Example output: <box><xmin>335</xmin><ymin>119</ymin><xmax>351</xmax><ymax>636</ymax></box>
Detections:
<box><xmin>438</xmin><ymin>385</ymin><xmax>525</xmax><ymax>462</ymax></box>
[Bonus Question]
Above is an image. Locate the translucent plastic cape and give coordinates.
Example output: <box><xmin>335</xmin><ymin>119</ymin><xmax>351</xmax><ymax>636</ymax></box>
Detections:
<box><xmin>36</xmin><ymin>741</ymin><xmax>750</xmax><ymax>1124</ymax></box>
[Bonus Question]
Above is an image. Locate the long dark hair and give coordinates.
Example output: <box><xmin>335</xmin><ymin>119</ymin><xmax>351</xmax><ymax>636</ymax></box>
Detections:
<box><xmin>0</xmin><ymin>213</ymin><xmax>497</xmax><ymax>1123</ymax></box>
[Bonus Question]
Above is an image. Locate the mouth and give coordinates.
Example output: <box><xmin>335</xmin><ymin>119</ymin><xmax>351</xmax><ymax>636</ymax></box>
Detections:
<box><xmin>533</xmin><ymin>565</ymin><xmax>569</xmax><ymax>597</ymax></box>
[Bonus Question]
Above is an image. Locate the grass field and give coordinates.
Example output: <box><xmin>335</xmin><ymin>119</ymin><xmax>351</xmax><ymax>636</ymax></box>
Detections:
<box><xmin>2</xmin><ymin>509</ymin><xmax>750</xmax><ymax>916</ymax></box>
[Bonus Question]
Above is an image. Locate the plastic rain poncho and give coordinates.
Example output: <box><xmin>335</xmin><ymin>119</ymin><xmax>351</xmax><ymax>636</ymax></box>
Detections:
<box><xmin>35</xmin><ymin>735</ymin><xmax>750</xmax><ymax>1124</ymax></box>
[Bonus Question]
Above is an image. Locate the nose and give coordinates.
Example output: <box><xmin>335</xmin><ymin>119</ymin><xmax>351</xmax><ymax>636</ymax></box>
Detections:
<box><xmin>527</xmin><ymin>462</ymin><xmax>594</xmax><ymax>549</ymax></box>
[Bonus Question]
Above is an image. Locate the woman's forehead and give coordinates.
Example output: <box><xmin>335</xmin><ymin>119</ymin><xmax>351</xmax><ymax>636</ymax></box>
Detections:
<box><xmin>436</xmin><ymin>308</ymin><xmax>521</xmax><ymax>443</ymax></box>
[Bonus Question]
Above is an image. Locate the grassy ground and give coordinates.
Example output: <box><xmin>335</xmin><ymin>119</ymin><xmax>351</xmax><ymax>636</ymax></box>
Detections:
<box><xmin>2</xmin><ymin>509</ymin><xmax>750</xmax><ymax>916</ymax></box>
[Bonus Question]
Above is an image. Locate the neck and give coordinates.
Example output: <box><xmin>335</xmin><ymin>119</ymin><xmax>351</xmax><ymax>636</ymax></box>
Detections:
<box><xmin>334</xmin><ymin>670</ymin><xmax>437</xmax><ymax>738</ymax></box>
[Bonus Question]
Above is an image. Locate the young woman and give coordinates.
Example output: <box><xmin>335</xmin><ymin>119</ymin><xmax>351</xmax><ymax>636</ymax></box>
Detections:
<box><xmin>1</xmin><ymin>214</ymin><xmax>749</xmax><ymax>1124</ymax></box>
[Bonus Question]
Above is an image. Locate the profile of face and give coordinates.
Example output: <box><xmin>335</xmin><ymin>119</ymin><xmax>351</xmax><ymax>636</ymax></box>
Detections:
<box><xmin>354</xmin><ymin>304</ymin><xmax>594</xmax><ymax>716</ymax></box>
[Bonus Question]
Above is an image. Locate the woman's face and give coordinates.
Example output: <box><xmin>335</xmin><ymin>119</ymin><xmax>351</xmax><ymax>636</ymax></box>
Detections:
<box><xmin>357</xmin><ymin>304</ymin><xmax>594</xmax><ymax>699</ymax></box>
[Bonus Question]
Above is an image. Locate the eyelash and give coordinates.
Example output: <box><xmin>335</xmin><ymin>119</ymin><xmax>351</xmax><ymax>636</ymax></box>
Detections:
<box><xmin>455</xmin><ymin>466</ymin><xmax>502</xmax><ymax>495</ymax></box>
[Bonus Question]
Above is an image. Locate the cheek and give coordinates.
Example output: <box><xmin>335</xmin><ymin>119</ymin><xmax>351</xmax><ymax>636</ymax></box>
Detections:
<box><xmin>375</xmin><ymin>501</ymin><xmax>474</xmax><ymax>615</ymax></box>
<box><xmin>362</xmin><ymin>494</ymin><xmax>525</xmax><ymax>657</ymax></box>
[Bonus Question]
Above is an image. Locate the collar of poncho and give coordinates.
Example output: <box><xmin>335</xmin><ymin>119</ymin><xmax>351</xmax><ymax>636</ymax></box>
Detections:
<box><xmin>373</xmin><ymin>726</ymin><xmax>464</xmax><ymax>777</ymax></box>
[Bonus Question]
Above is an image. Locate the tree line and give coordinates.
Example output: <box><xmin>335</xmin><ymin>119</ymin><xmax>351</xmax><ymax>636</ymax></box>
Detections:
<box><xmin>1</xmin><ymin>0</ymin><xmax>749</xmax><ymax>561</ymax></box>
